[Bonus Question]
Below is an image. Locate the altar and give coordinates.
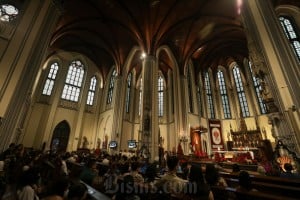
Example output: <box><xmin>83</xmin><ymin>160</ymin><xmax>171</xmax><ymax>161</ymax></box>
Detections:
<box><xmin>213</xmin><ymin>149</ymin><xmax>256</xmax><ymax>163</ymax></box>
<box><xmin>226</xmin><ymin>118</ymin><xmax>274</xmax><ymax>162</ymax></box>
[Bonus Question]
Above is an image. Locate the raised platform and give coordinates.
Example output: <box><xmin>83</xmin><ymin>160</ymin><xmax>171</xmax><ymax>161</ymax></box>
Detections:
<box><xmin>191</xmin><ymin>160</ymin><xmax>258</xmax><ymax>172</ymax></box>
<box><xmin>218</xmin><ymin>162</ymin><xmax>258</xmax><ymax>172</ymax></box>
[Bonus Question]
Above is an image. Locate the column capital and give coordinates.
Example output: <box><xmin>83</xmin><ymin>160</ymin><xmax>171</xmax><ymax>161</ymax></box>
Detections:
<box><xmin>142</xmin><ymin>55</ymin><xmax>156</xmax><ymax>64</ymax></box>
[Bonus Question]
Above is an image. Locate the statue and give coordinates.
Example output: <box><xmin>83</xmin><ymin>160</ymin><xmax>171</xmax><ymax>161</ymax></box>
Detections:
<box><xmin>260</xmin><ymin>80</ymin><xmax>273</xmax><ymax>102</ymax></box>
<box><xmin>159</xmin><ymin>136</ymin><xmax>164</xmax><ymax>147</ymax></box>
<box><xmin>260</xmin><ymin>79</ymin><xmax>279</xmax><ymax>112</ymax></box>
<box><xmin>140</xmin><ymin>144</ymin><xmax>149</xmax><ymax>158</ymax></box>
<box><xmin>144</xmin><ymin>114</ymin><xmax>150</xmax><ymax>131</ymax></box>
<box><xmin>227</xmin><ymin>131</ymin><xmax>231</xmax><ymax>141</ymax></box>
<box><xmin>177</xmin><ymin>143</ymin><xmax>184</xmax><ymax>156</ymax></box>
<box><xmin>102</xmin><ymin>134</ymin><xmax>108</xmax><ymax>149</ymax></box>
<box><xmin>82</xmin><ymin>136</ymin><xmax>89</xmax><ymax>149</ymax></box>
<box><xmin>275</xmin><ymin>140</ymin><xmax>300</xmax><ymax>174</ymax></box>
<box><xmin>96</xmin><ymin>138</ymin><xmax>101</xmax><ymax>149</ymax></box>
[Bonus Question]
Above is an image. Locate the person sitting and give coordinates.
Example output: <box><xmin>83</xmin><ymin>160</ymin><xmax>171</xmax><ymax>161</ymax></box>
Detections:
<box><xmin>17</xmin><ymin>167</ymin><xmax>41</xmax><ymax>200</ymax></box>
<box><xmin>42</xmin><ymin>177</ymin><xmax>70</xmax><ymax>200</ymax></box>
<box><xmin>182</xmin><ymin>161</ymin><xmax>192</xmax><ymax>180</ymax></box>
<box><xmin>135</xmin><ymin>162</ymin><xmax>157</xmax><ymax>200</ymax></box>
<box><xmin>205</xmin><ymin>163</ymin><xmax>227</xmax><ymax>187</ymax></box>
<box><xmin>257</xmin><ymin>163</ymin><xmax>266</xmax><ymax>176</ymax></box>
<box><xmin>236</xmin><ymin>171</ymin><xmax>257</xmax><ymax>192</ymax></box>
<box><xmin>280</xmin><ymin>163</ymin><xmax>300</xmax><ymax>179</ymax></box>
<box><xmin>101</xmin><ymin>154</ymin><xmax>110</xmax><ymax>166</ymax></box>
<box><xmin>103</xmin><ymin>163</ymin><xmax>118</xmax><ymax>196</ymax></box>
<box><xmin>154</xmin><ymin>155</ymin><xmax>187</xmax><ymax>198</ymax></box>
<box><xmin>80</xmin><ymin>158</ymin><xmax>98</xmax><ymax>186</ymax></box>
<box><xmin>185</xmin><ymin>164</ymin><xmax>214</xmax><ymax>200</ymax></box>
<box><xmin>112</xmin><ymin>175</ymin><xmax>140</xmax><ymax>200</ymax></box>
<box><xmin>123</xmin><ymin>162</ymin><xmax>144</xmax><ymax>185</ymax></box>
<box><xmin>231</xmin><ymin>164</ymin><xmax>241</xmax><ymax>175</ymax></box>
<box><xmin>67</xmin><ymin>183</ymin><xmax>88</xmax><ymax>200</ymax></box>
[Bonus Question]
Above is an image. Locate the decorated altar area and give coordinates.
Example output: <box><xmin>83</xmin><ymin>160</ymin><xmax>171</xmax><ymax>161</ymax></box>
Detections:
<box><xmin>183</xmin><ymin>116</ymin><xmax>300</xmax><ymax>175</ymax></box>
<box><xmin>185</xmin><ymin>140</ymin><xmax>300</xmax><ymax>176</ymax></box>
<box><xmin>213</xmin><ymin>149</ymin><xmax>257</xmax><ymax>164</ymax></box>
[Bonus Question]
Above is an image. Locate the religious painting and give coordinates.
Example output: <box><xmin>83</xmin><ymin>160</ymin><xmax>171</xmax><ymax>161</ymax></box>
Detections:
<box><xmin>191</xmin><ymin>130</ymin><xmax>201</xmax><ymax>153</ymax></box>
<box><xmin>209</xmin><ymin>119</ymin><xmax>224</xmax><ymax>150</ymax></box>
<box><xmin>190</xmin><ymin>127</ymin><xmax>204</xmax><ymax>157</ymax></box>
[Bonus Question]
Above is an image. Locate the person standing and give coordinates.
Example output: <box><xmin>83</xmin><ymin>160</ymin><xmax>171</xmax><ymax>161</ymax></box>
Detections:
<box><xmin>154</xmin><ymin>156</ymin><xmax>187</xmax><ymax>198</ymax></box>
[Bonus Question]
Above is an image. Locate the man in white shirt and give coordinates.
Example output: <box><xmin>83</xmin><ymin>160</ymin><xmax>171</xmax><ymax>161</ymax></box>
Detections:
<box><xmin>154</xmin><ymin>156</ymin><xmax>187</xmax><ymax>198</ymax></box>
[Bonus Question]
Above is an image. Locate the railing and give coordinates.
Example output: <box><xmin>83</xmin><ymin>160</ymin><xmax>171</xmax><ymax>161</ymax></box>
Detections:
<box><xmin>81</xmin><ymin>181</ymin><xmax>110</xmax><ymax>200</ymax></box>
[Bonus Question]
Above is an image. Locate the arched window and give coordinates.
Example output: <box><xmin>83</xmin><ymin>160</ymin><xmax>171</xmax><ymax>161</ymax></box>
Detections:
<box><xmin>61</xmin><ymin>60</ymin><xmax>85</xmax><ymax>102</ymax></box>
<box><xmin>86</xmin><ymin>76</ymin><xmax>97</xmax><ymax>106</ymax></box>
<box><xmin>107</xmin><ymin>69</ymin><xmax>117</xmax><ymax>104</ymax></box>
<box><xmin>204</xmin><ymin>71</ymin><xmax>215</xmax><ymax>119</ymax></box>
<box><xmin>279</xmin><ymin>16</ymin><xmax>300</xmax><ymax>61</ymax></box>
<box><xmin>125</xmin><ymin>72</ymin><xmax>132</xmax><ymax>113</ymax></box>
<box><xmin>187</xmin><ymin>67</ymin><xmax>193</xmax><ymax>113</ymax></box>
<box><xmin>217</xmin><ymin>70</ymin><xmax>231</xmax><ymax>119</ymax></box>
<box><xmin>0</xmin><ymin>4</ymin><xmax>18</xmax><ymax>22</ymax></box>
<box><xmin>248</xmin><ymin>61</ymin><xmax>267</xmax><ymax>114</ymax></box>
<box><xmin>139</xmin><ymin>78</ymin><xmax>142</xmax><ymax>116</ymax></box>
<box><xmin>158</xmin><ymin>74</ymin><xmax>164</xmax><ymax>117</ymax></box>
<box><xmin>42</xmin><ymin>62</ymin><xmax>59</xmax><ymax>96</ymax></box>
<box><xmin>197</xmin><ymin>85</ymin><xmax>203</xmax><ymax>116</ymax></box>
<box><xmin>233</xmin><ymin>65</ymin><xmax>250</xmax><ymax>117</ymax></box>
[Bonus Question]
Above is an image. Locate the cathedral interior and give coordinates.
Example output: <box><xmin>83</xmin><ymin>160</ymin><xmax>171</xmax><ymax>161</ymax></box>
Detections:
<box><xmin>0</xmin><ymin>0</ymin><xmax>299</xmax><ymax>161</ymax></box>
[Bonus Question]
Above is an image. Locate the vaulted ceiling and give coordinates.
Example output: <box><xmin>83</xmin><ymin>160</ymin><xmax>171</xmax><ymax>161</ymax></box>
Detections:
<box><xmin>48</xmin><ymin>0</ymin><xmax>297</xmax><ymax>81</ymax></box>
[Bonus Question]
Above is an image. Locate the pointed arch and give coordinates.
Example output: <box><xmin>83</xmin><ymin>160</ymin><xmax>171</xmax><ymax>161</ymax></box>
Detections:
<box><xmin>247</xmin><ymin>60</ymin><xmax>267</xmax><ymax>114</ymax></box>
<box><xmin>231</xmin><ymin>63</ymin><xmax>250</xmax><ymax>117</ymax></box>
<box><xmin>125</xmin><ymin>72</ymin><xmax>133</xmax><ymax>113</ymax></box>
<box><xmin>61</xmin><ymin>59</ymin><xmax>85</xmax><ymax>102</ymax></box>
<box><xmin>216</xmin><ymin>67</ymin><xmax>231</xmax><ymax>119</ymax></box>
<box><xmin>86</xmin><ymin>75</ymin><xmax>97</xmax><ymax>106</ymax></box>
<box><xmin>156</xmin><ymin>45</ymin><xmax>179</xmax><ymax>72</ymax></box>
<box><xmin>158</xmin><ymin>73</ymin><xmax>164</xmax><ymax>117</ymax></box>
<box><xmin>42</xmin><ymin>62</ymin><xmax>59</xmax><ymax>96</ymax></box>
<box><xmin>51</xmin><ymin>120</ymin><xmax>70</xmax><ymax>153</ymax></box>
<box><xmin>106</xmin><ymin>68</ymin><xmax>117</xmax><ymax>104</ymax></box>
<box><xmin>204</xmin><ymin>69</ymin><xmax>215</xmax><ymax>119</ymax></box>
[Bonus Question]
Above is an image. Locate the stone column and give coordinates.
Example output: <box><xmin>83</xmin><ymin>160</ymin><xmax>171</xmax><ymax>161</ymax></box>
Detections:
<box><xmin>180</xmin><ymin>75</ymin><xmax>189</xmax><ymax>155</ymax></box>
<box><xmin>241</xmin><ymin>0</ymin><xmax>300</xmax><ymax>155</ymax></box>
<box><xmin>140</xmin><ymin>55</ymin><xmax>159</xmax><ymax>161</ymax></box>
<box><xmin>0</xmin><ymin>1</ymin><xmax>62</xmax><ymax>151</ymax></box>
<box><xmin>111</xmin><ymin>75</ymin><xmax>125</xmax><ymax>152</ymax></box>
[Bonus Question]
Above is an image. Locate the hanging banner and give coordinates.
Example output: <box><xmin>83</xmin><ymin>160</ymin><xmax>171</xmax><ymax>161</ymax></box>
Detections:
<box><xmin>209</xmin><ymin>119</ymin><xmax>224</xmax><ymax>150</ymax></box>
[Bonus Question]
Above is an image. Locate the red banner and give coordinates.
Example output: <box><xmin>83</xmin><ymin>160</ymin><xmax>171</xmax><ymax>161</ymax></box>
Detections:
<box><xmin>209</xmin><ymin>119</ymin><xmax>224</xmax><ymax>150</ymax></box>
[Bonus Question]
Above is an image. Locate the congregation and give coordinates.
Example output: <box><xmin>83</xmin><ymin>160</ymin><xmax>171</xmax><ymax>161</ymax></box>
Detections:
<box><xmin>1</xmin><ymin>143</ymin><xmax>300</xmax><ymax>200</ymax></box>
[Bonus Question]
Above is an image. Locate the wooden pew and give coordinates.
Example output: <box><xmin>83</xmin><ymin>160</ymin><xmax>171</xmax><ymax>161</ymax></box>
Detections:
<box><xmin>210</xmin><ymin>186</ymin><xmax>232</xmax><ymax>200</ymax></box>
<box><xmin>251</xmin><ymin>173</ymin><xmax>300</xmax><ymax>187</ymax></box>
<box><xmin>219</xmin><ymin>171</ymin><xmax>300</xmax><ymax>199</ymax></box>
<box><xmin>251</xmin><ymin>181</ymin><xmax>300</xmax><ymax>199</ymax></box>
<box><xmin>67</xmin><ymin>161</ymin><xmax>111</xmax><ymax>200</ymax></box>
<box><xmin>81</xmin><ymin>181</ymin><xmax>110</xmax><ymax>200</ymax></box>
<box><xmin>211</xmin><ymin>186</ymin><xmax>299</xmax><ymax>200</ymax></box>
<box><xmin>233</xmin><ymin>188</ymin><xmax>299</xmax><ymax>200</ymax></box>
<box><xmin>220</xmin><ymin>171</ymin><xmax>300</xmax><ymax>188</ymax></box>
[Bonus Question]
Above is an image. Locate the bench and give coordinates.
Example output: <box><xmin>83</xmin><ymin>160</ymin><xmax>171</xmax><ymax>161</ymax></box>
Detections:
<box><xmin>220</xmin><ymin>172</ymin><xmax>300</xmax><ymax>199</ymax></box>
<box><xmin>81</xmin><ymin>181</ymin><xmax>110</xmax><ymax>200</ymax></box>
<box><xmin>211</xmin><ymin>186</ymin><xmax>299</xmax><ymax>200</ymax></box>
<box><xmin>220</xmin><ymin>171</ymin><xmax>300</xmax><ymax>187</ymax></box>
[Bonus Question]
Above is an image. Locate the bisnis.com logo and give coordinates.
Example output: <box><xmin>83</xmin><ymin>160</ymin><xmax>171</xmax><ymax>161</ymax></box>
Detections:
<box><xmin>105</xmin><ymin>181</ymin><xmax>199</xmax><ymax>195</ymax></box>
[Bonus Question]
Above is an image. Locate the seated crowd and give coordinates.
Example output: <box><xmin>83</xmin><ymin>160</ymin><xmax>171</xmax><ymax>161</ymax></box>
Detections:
<box><xmin>0</xmin><ymin>143</ymin><xmax>299</xmax><ymax>200</ymax></box>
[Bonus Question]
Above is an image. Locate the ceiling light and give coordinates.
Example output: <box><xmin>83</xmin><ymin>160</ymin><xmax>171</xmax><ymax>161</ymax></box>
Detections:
<box><xmin>237</xmin><ymin>0</ymin><xmax>243</xmax><ymax>15</ymax></box>
<box><xmin>150</xmin><ymin>0</ymin><xmax>160</xmax><ymax>7</ymax></box>
<box><xmin>140</xmin><ymin>52</ymin><xmax>146</xmax><ymax>59</ymax></box>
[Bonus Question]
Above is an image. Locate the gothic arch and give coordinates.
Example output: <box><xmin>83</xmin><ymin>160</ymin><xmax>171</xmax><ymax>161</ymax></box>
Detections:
<box><xmin>51</xmin><ymin>120</ymin><xmax>70</xmax><ymax>153</ymax></box>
